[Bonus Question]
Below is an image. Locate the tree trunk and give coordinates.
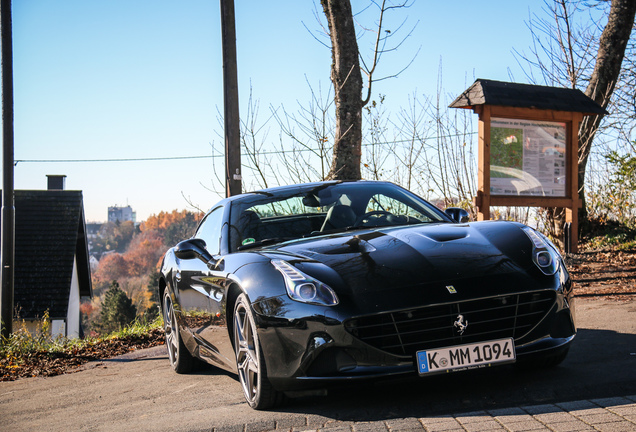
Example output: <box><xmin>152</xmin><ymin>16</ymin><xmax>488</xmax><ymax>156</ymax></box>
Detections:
<box><xmin>321</xmin><ymin>0</ymin><xmax>363</xmax><ymax>180</ymax></box>
<box><xmin>578</xmin><ymin>0</ymin><xmax>636</xmax><ymax>223</ymax></box>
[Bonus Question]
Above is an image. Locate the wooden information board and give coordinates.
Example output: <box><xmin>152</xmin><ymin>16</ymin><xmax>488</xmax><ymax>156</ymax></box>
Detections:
<box><xmin>450</xmin><ymin>80</ymin><xmax>607</xmax><ymax>253</ymax></box>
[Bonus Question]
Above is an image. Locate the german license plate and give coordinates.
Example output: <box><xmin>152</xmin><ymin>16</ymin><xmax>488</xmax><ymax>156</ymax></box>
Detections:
<box><xmin>416</xmin><ymin>338</ymin><xmax>515</xmax><ymax>375</ymax></box>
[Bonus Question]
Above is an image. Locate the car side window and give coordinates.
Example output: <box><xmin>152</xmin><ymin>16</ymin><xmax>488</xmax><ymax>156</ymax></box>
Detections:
<box><xmin>194</xmin><ymin>207</ymin><xmax>224</xmax><ymax>255</ymax></box>
<box><xmin>367</xmin><ymin>193</ymin><xmax>433</xmax><ymax>222</ymax></box>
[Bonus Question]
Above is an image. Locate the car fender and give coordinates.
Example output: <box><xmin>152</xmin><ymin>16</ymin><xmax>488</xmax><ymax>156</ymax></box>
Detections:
<box><xmin>228</xmin><ymin>259</ymin><xmax>288</xmax><ymax>306</ymax></box>
<box><xmin>158</xmin><ymin>249</ymin><xmax>178</xmax><ymax>311</ymax></box>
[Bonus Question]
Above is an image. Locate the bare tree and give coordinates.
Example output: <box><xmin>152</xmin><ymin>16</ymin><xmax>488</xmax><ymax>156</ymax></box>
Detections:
<box><xmin>516</xmin><ymin>0</ymin><xmax>636</xmax><ymax>243</ymax></box>
<box><xmin>608</xmin><ymin>24</ymin><xmax>636</xmax><ymax>141</ymax></box>
<box><xmin>394</xmin><ymin>89</ymin><xmax>478</xmax><ymax>215</ymax></box>
<box><xmin>320</xmin><ymin>0</ymin><xmax>415</xmax><ymax>180</ymax></box>
<box><xmin>361</xmin><ymin>95</ymin><xmax>397</xmax><ymax>181</ymax></box>
<box><xmin>272</xmin><ymin>80</ymin><xmax>335</xmax><ymax>183</ymax></box>
<box><xmin>194</xmin><ymin>1</ymin><xmax>417</xmax><ymax>196</ymax></box>
<box><xmin>578</xmin><ymin>0</ymin><xmax>636</xmax><ymax>221</ymax></box>
<box><xmin>241</xmin><ymin>88</ymin><xmax>277</xmax><ymax>189</ymax></box>
<box><xmin>321</xmin><ymin>0</ymin><xmax>364</xmax><ymax>180</ymax></box>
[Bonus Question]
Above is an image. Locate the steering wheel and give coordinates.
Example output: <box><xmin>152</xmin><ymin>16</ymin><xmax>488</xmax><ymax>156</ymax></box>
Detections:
<box><xmin>354</xmin><ymin>210</ymin><xmax>393</xmax><ymax>227</ymax></box>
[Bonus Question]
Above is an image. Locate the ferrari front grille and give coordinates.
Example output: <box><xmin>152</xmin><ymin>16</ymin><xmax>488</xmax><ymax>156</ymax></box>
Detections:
<box><xmin>344</xmin><ymin>291</ymin><xmax>556</xmax><ymax>357</ymax></box>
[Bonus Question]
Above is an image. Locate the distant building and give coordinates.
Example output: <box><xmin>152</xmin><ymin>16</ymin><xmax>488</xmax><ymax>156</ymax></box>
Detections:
<box><xmin>108</xmin><ymin>205</ymin><xmax>136</xmax><ymax>223</ymax></box>
<box><xmin>85</xmin><ymin>222</ymin><xmax>103</xmax><ymax>238</ymax></box>
<box><xmin>89</xmin><ymin>255</ymin><xmax>100</xmax><ymax>273</ymax></box>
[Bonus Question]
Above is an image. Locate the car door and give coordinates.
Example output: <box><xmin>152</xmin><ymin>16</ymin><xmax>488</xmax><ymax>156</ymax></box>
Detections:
<box><xmin>175</xmin><ymin>206</ymin><xmax>234</xmax><ymax>369</ymax></box>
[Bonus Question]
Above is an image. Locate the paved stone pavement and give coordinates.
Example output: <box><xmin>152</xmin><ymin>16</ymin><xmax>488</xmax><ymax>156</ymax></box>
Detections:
<box><xmin>214</xmin><ymin>395</ymin><xmax>636</xmax><ymax>432</ymax></box>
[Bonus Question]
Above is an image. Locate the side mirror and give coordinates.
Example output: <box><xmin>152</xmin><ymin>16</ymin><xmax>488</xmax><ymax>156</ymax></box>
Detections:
<box><xmin>174</xmin><ymin>238</ymin><xmax>213</xmax><ymax>263</ymax></box>
<box><xmin>445</xmin><ymin>207</ymin><xmax>470</xmax><ymax>223</ymax></box>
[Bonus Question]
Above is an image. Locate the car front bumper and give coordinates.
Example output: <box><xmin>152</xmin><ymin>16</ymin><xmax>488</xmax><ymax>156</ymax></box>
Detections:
<box><xmin>252</xmin><ymin>290</ymin><xmax>576</xmax><ymax>391</ymax></box>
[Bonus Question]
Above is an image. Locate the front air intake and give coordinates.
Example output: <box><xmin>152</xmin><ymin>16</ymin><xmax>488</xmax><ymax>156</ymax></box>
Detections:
<box><xmin>344</xmin><ymin>291</ymin><xmax>556</xmax><ymax>356</ymax></box>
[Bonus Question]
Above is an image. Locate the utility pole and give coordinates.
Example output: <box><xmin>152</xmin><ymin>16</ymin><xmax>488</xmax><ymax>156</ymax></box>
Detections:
<box><xmin>220</xmin><ymin>0</ymin><xmax>241</xmax><ymax>197</ymax></box>
<box><xmin>0</xmin><ymin>0</ymin><xmax>14</xmax><ymax>338</ymax></box>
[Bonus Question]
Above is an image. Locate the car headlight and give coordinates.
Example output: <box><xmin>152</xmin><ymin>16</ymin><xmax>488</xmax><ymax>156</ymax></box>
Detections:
<box><xmin>271</xmin><ymin>259</ymin><xmax>339</xmax><ymax>306</ymax></box>
<box><xmin>521</xmin><ymin>226</ymin><xmax>561</xmax><ymax>276</ymax></box>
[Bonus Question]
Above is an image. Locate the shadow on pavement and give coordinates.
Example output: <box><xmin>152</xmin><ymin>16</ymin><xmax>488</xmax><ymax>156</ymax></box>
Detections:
<box><xmin>263</xmin><ymin>328</ymin><xmax>636</xmax><ymax>423</ymax></box>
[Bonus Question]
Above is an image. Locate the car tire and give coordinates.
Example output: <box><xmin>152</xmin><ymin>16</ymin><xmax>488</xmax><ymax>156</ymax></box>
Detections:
<box><xmin>163</xmin><ymin>290</ymin><xmax>197</xmax><ymax>374</ymax></box>
<box><xmin>233</xmin><ymin>293</ymin><xmax>285</xmax><ymax>410</ymax></box>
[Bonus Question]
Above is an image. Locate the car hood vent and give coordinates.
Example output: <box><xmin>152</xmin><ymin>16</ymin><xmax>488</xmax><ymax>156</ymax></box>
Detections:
<box><xmin>416</xmin><ymin>227</ymin><xmax>469</xmax><ymax>243</ymax></box>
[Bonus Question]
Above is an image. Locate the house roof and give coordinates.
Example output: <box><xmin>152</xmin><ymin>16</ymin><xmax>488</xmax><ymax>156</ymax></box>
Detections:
<box><xmin>1</xmin><ymin>190</ymin><xmax>93</xmax><ymax>320</ymax></box>
<box><xmin>449</xmin><ymin>79</ymin><xmax>608</xmax><ymax>115</ymax></box>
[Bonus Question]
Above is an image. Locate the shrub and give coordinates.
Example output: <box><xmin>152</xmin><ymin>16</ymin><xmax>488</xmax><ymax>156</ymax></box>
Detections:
<box><xmin>96</xmin><ymin>281</ymin><xmax>137</xmax><ymax>334</ymax></box>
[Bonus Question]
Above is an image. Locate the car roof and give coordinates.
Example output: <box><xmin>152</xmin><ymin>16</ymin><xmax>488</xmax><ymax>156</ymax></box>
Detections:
<box><xmin>207</xmin><ymin>180</ymin><xmax>396</xmax><ymax>212</ymax></box>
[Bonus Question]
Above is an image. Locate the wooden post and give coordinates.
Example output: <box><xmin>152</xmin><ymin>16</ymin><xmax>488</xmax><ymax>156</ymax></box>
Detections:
<box><xmin>220</xmin><ymin>0</ymin><xmax>242</xmax><ymax>197</ymax></box>
<box><xmin>566</xmin><ymin>113</ymin><xmax>583</xmax><ymax>253</ymax></box>
<box><xmin>476</xmin><ymin>106</ymin><xmax>491</xmax><ymax>221</ymax></box>
<box><xmin>1</xmin><ymin>0</ymin><xmax>15</xmax><ymax>338</ymax></box>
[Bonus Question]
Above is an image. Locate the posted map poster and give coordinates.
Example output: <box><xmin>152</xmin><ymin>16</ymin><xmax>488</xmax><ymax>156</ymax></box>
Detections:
<box><xmin>490</xmin><ymin>118</ymin><xmax>566</xmax><ymax>197</ymax></box>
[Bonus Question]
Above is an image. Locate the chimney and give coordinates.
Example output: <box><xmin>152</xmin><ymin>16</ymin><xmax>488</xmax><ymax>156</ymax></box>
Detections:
<box><xmin>47</xmin><ymin>175</ymin><xmax>66</xmax><ymax>190</ymax></box>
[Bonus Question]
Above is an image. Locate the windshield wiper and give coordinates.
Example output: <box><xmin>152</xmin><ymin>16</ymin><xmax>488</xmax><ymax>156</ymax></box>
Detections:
<box><xmin>237</xmin><ymin>237</ymin><xmax>293</xmax><ymax>251</ymax></box>
<box><xmin>308</xmin><ymin>226</ymin><xmax>369</xmax><ymax>236</ymax></box>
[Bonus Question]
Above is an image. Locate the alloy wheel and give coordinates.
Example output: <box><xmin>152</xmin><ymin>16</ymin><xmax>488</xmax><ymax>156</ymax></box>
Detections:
<box><xmin>163</xmin><ymin>291</ymin><xmax>179</xmax><ymax>367</ymax></box>
<box><xmin>234</xmin><ymin>297</ymin><xmax>260</xmax><ymax>404</ymax></box>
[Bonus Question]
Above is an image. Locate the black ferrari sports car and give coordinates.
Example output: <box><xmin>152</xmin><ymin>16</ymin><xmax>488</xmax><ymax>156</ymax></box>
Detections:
<box><xmin>158</xmin><ymin>180</ymin><xmax>575</xmax><ymax>409</ymax></box>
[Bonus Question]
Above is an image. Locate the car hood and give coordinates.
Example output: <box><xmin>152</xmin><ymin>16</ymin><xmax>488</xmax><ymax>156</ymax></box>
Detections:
<box><xmin>263</xmin><ymin>221</ymin><xmax>547</xmax><ymax>313</ymax></box>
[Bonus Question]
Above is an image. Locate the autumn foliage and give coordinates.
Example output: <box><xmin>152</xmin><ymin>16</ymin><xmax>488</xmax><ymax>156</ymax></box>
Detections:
<box><xmin>122</xmin><ymin>230</ymin><xmax>165</xmax><ymax>276</ymax></box>
<box><xmin>93</xmin><ymin>253</ymin><xmax>130</xmax><ymax>282</ymax></box>
<box><xmin>86</xmin><ymin>209</ymin><xmax>203</xmax><ymax>334</ymax></box>
<box><xmin>92</xmin><ymin>210</ymin><xmax>203</xmax><ymax>286</ymax></box>
<box><xmin>141</xmin><ymin>209</ymin><xmax>203</xmax><ymax>232</ymax></box>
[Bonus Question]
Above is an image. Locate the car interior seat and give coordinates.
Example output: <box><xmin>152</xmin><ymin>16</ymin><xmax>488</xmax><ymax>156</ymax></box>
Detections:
<box><xmin>241</xmin><ymin>210</ymin><xmax>265</xmax><ymax>242</ymax></box>
<box><xmin>321</xmin><ymin>205</ymin><xmax>357</xmax><ymax>231</ymax></box>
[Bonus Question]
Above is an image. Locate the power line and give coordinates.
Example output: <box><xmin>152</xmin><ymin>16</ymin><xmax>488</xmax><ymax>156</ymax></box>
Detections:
<box><xmin>14</xmin><ymin>132</ymin><xmax>478</xmax><ymax>165</ymax></box>
<box><xmin>13</xmin><ymin>154</ymin><xmax>219</xmax><ymax>165</ymax></box>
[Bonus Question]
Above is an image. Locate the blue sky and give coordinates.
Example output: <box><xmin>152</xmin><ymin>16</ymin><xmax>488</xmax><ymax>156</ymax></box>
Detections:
<box><xmin>7</xmin><ymin>1</ymin><xmax>563</xmax><ymax>222</ymax></box>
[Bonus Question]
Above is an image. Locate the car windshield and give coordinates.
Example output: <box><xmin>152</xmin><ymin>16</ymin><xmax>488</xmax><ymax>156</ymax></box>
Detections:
<box><xmin>228</xmin><ymin>182</ymin><xmax>450</xmax><ymax>252</ymax></box>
